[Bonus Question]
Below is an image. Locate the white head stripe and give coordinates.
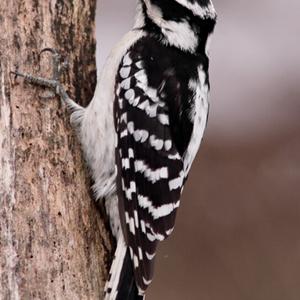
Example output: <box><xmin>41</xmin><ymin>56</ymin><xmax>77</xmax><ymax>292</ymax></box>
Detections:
<box><xmin>174</xmin><ymin>0</ymin><xmax>217</xmax><ymax>19</ymax></box>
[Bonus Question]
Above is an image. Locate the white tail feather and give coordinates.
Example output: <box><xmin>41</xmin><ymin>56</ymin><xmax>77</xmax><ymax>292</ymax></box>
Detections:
<box><xmin>104</xmin><ymin>234</ymin><xmax>127</xmax><ymax>300</ymax></box>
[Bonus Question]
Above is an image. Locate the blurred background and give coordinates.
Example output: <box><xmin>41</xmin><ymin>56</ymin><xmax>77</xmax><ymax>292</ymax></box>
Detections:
<box><xmin>96</xmin><ymin>1</ymin><xmax>300</xmax><ymax>299</ymax></box>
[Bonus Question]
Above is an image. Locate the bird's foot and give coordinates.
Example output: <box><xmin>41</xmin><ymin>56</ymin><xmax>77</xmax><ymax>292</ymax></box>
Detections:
<box><xmin>11</xmin><ymin>48</ymin><xmax>84</xmax><ymax>116</ymax></box>
<box><xmin>11</xmin><ymin>48</ymin><xmax>70</xmax><ymax>102</ymax></box>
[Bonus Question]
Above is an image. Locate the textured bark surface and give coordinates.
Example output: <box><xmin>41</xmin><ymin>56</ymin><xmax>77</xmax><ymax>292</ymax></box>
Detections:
<box><xmin>0</xmin><ymin>1</ymin><xmax>112</xmax><ymax>299</ymax></box>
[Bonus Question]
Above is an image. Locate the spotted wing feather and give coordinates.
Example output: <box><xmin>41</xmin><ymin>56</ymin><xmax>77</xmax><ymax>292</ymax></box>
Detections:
<box><xmin>114</xmin><ymin>50</ymin><xmax>186</xmax><ymax>292</ymax></box>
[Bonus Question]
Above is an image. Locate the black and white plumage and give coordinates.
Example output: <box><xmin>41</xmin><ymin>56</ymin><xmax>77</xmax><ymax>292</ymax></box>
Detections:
<box><xmin>113</xmin><ymin>39</ymin><xmax>207</xmax><ymax>294</ymax></box>
<box><xmin>102</xmin><ymin>1</ymin><xmax>216</xmax><ymax>298</ymax></box>
<box><xmin>17</xmin><ymin>0</ymin><xmax>216</xmax><ymax>299</ymax></box>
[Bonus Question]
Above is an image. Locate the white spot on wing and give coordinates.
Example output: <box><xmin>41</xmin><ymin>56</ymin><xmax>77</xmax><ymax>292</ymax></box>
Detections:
<box><xmin>134</xmin><ymin>130</ymin><xmax>149</xmax><ymax>143</ymax></box>
<box><xmin>168</xmin><ymin>153</ymin><xmax>181</xmax><ymax>160</ymax></box>
<box><xmin>125</xmin><ymin>89</ymin><xmax>135</xmax><ymax>101</ymax></box>
<box><xmin>127</xmin><ymin>121</ymin><xmax>134</xmax><ymax>134</ymax></box>
<box><xmin>160</xmin><ymin>167</ymin><xmax>168</xmax><ymax>179</ymax></box>
<box><xmin>121</xmin><ymin>78</ymin><xmax>131</xmax><ymax>90</ymax></box>
<box><xmin>118</xmin><ymin>98</ymin><xmax>124</xmax><ymax>109</ymax></box>
<box><xmin>123</xmin><ymin>52</ymin><xmax>132</xmax><ymax>66</ymax></box>
<box><xmin>120</xmin><ymin>112</ymin><xmax>127</xmax><ymax>123</ymax></box>
<box><xmin>128</xmin><ymin>148</ymin><xmax>134</xmax><ymax>158</ymax></box>
<box><xmin>145</xmin><ymin>103</ymin><xmax>158</xmax><ymax>118</ymax></box>
<box><xmin>133</xmin><ymin>254</ymin><xmax>139</xmax><ymax>268</ymax></box>
<box><xmin>165</xmin><ymin>140</ymin><xmax>172</xmax><ymax>151</ymax></box>
<box><xmin>125</xmin><ymin>212</ymin><xmax>130</xmax><ymax>224</ymax></box>
<box><xmin>134</xmin><ymin>210</ymin><xmax>139</xmax><ymax>228</ymax></box>
<box><xmin>138</xmin><ymin>247</ymin><xmax>143</xmax><ymax>260</ymax></box>
<box><xmin>136</xmin><ymin>61</ymin><xmax>143</xmax><ymax>69</ymax></box>
<box><xmin>135</xmin><ymin>70</ymin><xmax>147</xmax><ymax>85</ymax></box>
<box><xmin>129</xmin><ymin>246</ymin><xmax>133</xmax><ymax>258</ymax></box>
<box><xmin>131</xmin><ymin>96</ymin><xmax>140</xmax><ymax>107</ymax></box>
<box><xmin>120</xmin><ymin>129</ymin><xmax>128</xmax><ymax>139</ymax></box>
<box><xmin>125</xmin><ymin>181</ymin><xmax>137</xmax><ymax>200</ymax></box>
<box><xmin>138</xmin><ymin>100</ymin><xmax>150</xmax><ymax>110</ymax></box>
<box><xmin>121</xmin><ymin>158</ymin><xmax>130</xmax><ymax>169</ymax></box>
<box><xmin>168</xmin><ymin>171</ymin><xmax>184</xmax><ymax>191</ymax></box>
<box><xmin>146</xmin><ymin>87</ymin><xmax>159</xmax><ymax>103</ymax></box>
<box><xmin>158</xmin><ymin>114</ymin><xmax>169</xmax><ymax>125</ymax></box>
<box><xmin>129</xmin><ymin>216</ymin><xmax>135</xmax><ymax>235</ymax></box>
<box><xmin>140</xmin><ymin>220</ymin><xmax>146</xmax><ymax>233</ymax></box>
<box><xmin>116</xmin><ymin>85</ymin><xmax>121</xmax><ymax>96</ymax></box>
<box><xmin>120</xmin><ymin>66</ymin><xmax>131</xmax><ymax>78</ymax></box>
<box><xmin>149</xmin><ymin>135</ymin><xmax>164</xmax><ymax>151</ymax></box>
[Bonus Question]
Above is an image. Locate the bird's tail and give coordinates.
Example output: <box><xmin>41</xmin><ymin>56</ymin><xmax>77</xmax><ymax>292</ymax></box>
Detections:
<box><xmin>104</xmin><ymin>234</ymin><xmax>144</xmax><ymax>300</ymax></box>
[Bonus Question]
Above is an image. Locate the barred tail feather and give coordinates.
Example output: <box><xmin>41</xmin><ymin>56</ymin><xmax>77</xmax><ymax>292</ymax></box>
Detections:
<box><xmin>105</xmin><ymin>234</ymin><xmax>144</xmax><ymax>300</ymax></box>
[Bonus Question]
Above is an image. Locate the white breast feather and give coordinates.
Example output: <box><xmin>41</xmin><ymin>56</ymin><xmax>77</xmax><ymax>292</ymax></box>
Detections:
<box><xmin>77</xmin><ymin>30</ymin><xmax>145</xmax><ymax>201</ymax></box>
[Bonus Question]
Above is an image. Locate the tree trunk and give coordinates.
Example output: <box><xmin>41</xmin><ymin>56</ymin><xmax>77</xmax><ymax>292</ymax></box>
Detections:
<box><xmin>0</xmin><ymin>1</ymin><xmax>112</xmax><ymax>299</ymax></box>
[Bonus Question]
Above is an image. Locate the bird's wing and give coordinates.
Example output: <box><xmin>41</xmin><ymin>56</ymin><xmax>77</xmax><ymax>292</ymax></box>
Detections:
<box><xmin>114</xmin><ymin>50</ymin><xmax>186</xmax><ymax>292</ymax></box>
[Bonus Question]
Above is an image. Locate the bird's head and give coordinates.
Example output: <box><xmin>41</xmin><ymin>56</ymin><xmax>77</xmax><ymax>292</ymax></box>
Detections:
<box><xmin>135</xmin><ymin>0</ymin><xmax>217</xmax><ymax>54</ymax></box>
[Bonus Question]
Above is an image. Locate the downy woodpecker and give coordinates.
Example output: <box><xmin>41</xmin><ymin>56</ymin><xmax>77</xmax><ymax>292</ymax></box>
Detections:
<box><xmin>13</xmin><ymin>0</ymin><xmax>217</xmax><ymax>299</ymax></box>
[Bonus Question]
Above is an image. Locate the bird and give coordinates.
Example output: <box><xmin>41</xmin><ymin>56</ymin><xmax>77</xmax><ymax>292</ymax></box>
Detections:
<box><xmin>12</xmin><ymin>0</ymin><xmax>217</xmax><ymax>299</ymax></box>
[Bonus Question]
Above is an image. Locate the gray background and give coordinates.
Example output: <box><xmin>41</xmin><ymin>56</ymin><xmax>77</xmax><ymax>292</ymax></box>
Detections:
<box><xmin>96</xmin><ymin>1</ymin><xmax>300</xmax><ymax>299</ymax></box>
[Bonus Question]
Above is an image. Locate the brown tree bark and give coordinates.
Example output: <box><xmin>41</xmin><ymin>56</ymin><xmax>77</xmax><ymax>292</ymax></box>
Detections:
<box><xmin>0</xmin><ymin>1</ymin><xmax>112</xmax><ymax>299</ymax></box>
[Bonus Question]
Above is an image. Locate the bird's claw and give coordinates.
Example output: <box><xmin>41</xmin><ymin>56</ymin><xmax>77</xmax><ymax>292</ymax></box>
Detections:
<box><xmin>38</xmin><ymin>47</ymin><xmax>68</xmax><ymax>81</ymax></box>
<box><xmin>11</xmin><ymin>47</ymin><xmax>69</xmax><ymax>100</ymax></box>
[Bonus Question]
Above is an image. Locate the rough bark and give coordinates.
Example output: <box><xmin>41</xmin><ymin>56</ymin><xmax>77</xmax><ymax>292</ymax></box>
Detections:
<box><xmin>0</xmin><ymin>1</ymin><xmax>112</xmax><ymax>299</ymax></box>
